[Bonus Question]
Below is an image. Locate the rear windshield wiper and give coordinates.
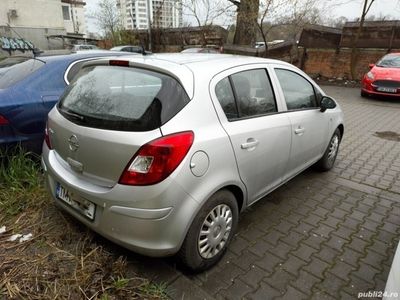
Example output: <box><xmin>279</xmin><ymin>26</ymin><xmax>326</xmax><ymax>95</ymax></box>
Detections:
<box><xmin>60</xmin><ymin>108</ymin><xmax>85</xmax><ymax>121</ymax></box>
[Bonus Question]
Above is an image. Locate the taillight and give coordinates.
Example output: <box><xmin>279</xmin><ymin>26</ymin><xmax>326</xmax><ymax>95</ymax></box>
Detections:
<box><xmin>119</xmin><ymin>131</ymin><xmax>194</xmax><ymax>186</ymax></box>
<box><xmin>45</xmin><ymin>123</ymin><xmax>52</xmax><ymax>149</ymax></box>
<box><xmin>0</xmin><ymin>114</ymin><xmax>9</xmax><ymax>125</ymax></box>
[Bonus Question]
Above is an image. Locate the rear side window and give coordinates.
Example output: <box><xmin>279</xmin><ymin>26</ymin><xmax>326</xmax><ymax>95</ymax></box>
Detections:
<box><xmin>231</xmin><ymin>69</ymin><xmax>277</xmax><ymax>117</ymax></box>
<box><xmin>58</xmin><ymin>65</ymin><xmax>190</xmax><ymax>131</ymax></box>
<box><xmin>0</xmin><ymin>58</ymin><xmax>44</xmax><ymax>88</ymax></box>
<box><xmin>215</xmin><ymin>69</ymin><xmax>277</xmax><ymax>120</ymax></box>
<box><xmin>215</xmin><ymin>77</ymin><xmax>238</xmax><ymax>120</ymax></box>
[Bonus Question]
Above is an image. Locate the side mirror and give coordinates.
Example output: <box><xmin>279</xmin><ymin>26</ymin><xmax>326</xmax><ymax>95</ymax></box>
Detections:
<box><xmin>369</xmin><ymin>63</ymin><xmax>375</xmax><ymax>69</ymax></box>
<box><xmin>320</xmin><ymin>96</ymin><xmax>337</xmax><ymax>112</ymax></box>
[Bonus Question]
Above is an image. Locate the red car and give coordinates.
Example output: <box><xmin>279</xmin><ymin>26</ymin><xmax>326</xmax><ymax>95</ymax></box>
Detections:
<box><xmin>361</xmin><ymin>53</ymin><xmax>400</xmax><ymax>98</ymax></box>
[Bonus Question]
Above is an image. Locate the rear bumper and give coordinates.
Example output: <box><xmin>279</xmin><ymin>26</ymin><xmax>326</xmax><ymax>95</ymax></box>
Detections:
<box><xmin>42</xmin><ymin>146</ymin><xmax>199</xmax><ymax>257</ymax></box>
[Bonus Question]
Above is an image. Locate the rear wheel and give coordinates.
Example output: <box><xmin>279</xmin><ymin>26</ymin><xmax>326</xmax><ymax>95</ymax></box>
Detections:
<box><xmin>179</xmin><ymin>190</ymin><xmax>238</xmax><ymax>272</ymax></box>
<box><xmin>315</xmin><ymin>128</ymin><xmax>341</xmax><ymax>171</ymax></box>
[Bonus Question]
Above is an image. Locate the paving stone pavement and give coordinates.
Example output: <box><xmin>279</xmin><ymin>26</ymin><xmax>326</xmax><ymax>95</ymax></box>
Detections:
<box><xmin>128</xmin><ymin>86</ymin><xmax>400</xmax><ymax>299</ymax></box>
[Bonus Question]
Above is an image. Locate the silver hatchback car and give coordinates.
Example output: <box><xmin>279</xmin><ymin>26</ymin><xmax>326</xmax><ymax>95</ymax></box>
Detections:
<box><xmin>42</xmin><ymin>54</ymin><xmax>344</xmax><ymax>271</ymax></box>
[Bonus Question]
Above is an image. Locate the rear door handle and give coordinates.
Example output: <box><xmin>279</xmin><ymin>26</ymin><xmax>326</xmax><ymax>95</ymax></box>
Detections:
<box><xmin>295</xmin><ymin>127</ymin><xmax>305</xmax><ymax>135</ymax></box>
<box><xmin>241</xmin><ymin>139</ymin><xmax>259</xmax><ymax>150</ymax></box>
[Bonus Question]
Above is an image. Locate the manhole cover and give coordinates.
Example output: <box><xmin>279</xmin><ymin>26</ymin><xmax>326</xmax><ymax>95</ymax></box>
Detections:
<box><xmin>373</xmin><ymin>131</ymin><xmax>400</xmax><ymax>142</ymax></box>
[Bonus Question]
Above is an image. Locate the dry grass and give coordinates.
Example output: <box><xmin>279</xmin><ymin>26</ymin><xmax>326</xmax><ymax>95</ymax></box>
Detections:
<box><xmin>0</xmin><ymin>149</ymin><xmax>168</xmax><ymax>299</ymax></box>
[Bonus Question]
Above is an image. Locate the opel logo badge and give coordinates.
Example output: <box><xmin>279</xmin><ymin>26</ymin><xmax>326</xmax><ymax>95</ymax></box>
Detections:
<box><xmin>68</xmin><ymin>135</ymin><xmax>79</xmax><ymax>152</ymax></box>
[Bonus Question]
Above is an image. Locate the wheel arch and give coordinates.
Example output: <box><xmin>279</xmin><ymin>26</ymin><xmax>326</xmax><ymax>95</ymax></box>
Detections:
<box><xmin>337</xmin><ymin>124</ymin><xmax>344</xmax><ymax>140</ymax></box>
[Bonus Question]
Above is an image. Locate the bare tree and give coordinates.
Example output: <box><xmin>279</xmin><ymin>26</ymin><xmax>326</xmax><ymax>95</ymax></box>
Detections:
<box><xmin>350</xmin><ymin>0</ymin><xmax>376</xmax><ymax>79</ymax></box>
<box><xmin>91</xmin><ymin>0</ymin><xmax>122</xmax><ymax>45</ymax></box>
<box><xmin>182</xmin><ymin>0</ymin><xmax>232</xmax><ymax>46</ymax></box>
<box><xmin>227</xmin><ymin>0</ymin><xmax>260</xmax><ymax>46</ymax></box>
<box><xmin>256</xmin><ymin>0</ymin><xmax>319</xmax><ymax>57</ymax></box>
<box><xmin>183</xmin><ymin>0</ymin><xmax>230</xmax><ymax>27</ymax></box>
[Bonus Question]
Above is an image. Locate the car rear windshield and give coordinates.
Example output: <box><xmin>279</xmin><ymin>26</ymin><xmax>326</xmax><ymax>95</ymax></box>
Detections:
<box><xmin>0</xmin><ymin>57</ymin><xmax>45</xmax><ymax>88</ymax></box>
<box><xmin>376</xmin><ymin>55</ymin><xmax>400</xmax><ymax>68</ymax></box>
<box><xmin>58</xmin><ymin>65</ymin><xmax>190</xmax><ymax>131</ymax></box>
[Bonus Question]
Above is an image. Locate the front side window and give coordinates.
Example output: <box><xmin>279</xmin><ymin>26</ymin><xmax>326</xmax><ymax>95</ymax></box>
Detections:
<box><xmin>275</xmin><ymin>68</ymin><xmax>317</xmax><ymax>110</ymax></box>
<box><xmin>58</xmin><ymin>65</ymin><xmax>190</xmax><ymax>131</ymax></box>
<box><xmin>231</xmin><ymin>69</ymin><xmax>277</xmax><ymax>118</ymax></box>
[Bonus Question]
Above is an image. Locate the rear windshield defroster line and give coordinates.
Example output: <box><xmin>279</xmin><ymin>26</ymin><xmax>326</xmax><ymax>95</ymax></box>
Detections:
<box><xmin>58</xmin><ymin>65</ymin><xmax>190</xmax><ymax>132</ymax></box>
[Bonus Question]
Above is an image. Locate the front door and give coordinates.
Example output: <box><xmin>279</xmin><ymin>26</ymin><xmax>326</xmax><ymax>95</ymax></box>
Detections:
<box><xmin>273</xmin><ymin>68</ymin><xmax>329</xmax><ymax>180</ymax></box>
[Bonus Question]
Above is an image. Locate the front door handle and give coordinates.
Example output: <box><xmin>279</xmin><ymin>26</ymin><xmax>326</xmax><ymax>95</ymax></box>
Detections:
<box><xmin>241</xmin><ymin>138</ymin><xmax>259</xmax><ymax>150</ymax></box>
<box><xmin>295</xmin><ymin>127</ymin><xmax>305</xmax><ymax>135</ymax></box>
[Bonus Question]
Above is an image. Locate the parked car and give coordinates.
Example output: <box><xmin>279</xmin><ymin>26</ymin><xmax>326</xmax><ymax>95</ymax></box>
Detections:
<box><xmin>0</xmin><ymin>50</ymin><xmax>133</xmax><ymax>153</ymax></box>
<box><xmin>42</xmin><ymin>54</ymin><xmax>344</xmax><ymax>271</ymax></box>
<box><xmin>361</xmin><ymin>52</ymin><xmax>400</xmax><ymax>98</ymax></box>
<box><xmin>181</xmin><ymin>47</ymin><xmax>220</xmax><ymax>54</ymax></box>
<box><xmin>71</xmin><ymin>44</ymin><xmax>99</xmax><ymax>51</ymax></box>
<box><xmin>110</xmin><ymin>45</ymin><xmax>148</xmax><ymax>54</ymax></box>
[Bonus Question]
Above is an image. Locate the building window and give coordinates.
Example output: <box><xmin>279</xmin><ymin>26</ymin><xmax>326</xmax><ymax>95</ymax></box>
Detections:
<box><xmin>62</xmin><ymin>6</ymin><xmax>70</xmax><ymax>20</ymax></box>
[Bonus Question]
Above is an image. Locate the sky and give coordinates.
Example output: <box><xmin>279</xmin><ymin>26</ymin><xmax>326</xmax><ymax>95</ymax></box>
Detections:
<box><xmin>84</xmin><ymin>0</ymin><xmax>400</xmax><ymax>34</ymax></box>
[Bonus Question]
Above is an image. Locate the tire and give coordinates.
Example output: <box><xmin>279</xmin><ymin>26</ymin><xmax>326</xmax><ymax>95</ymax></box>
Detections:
<box><xmin>179</xmin><ymin>189</ymin><xmax>239</xmax><ymax>272</ymax></box>
<box><xmin>361</xmin><ymin>90</ymin><xmax>368</xmax><ymax>98</ymax></box>
<box><xmin>315</xmin><ymin>128</ymin><xmax>341</xmax><ymax>172</ymax></box>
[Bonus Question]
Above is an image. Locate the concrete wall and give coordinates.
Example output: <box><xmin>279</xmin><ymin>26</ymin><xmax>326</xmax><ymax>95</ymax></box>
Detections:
<box><xmin>300</xmin><ymin>48</ymin><xmax>399</xmax><ymax>80</ymax></box>
<box><xmin>0</xmin><ymin>26</ymin><xmax>65</xmax><ymax>51</ymax></box>
<box><xmin>0</xmin><ymin>0</ymin><xmax>64</xmax><ymax>29</ymax></box>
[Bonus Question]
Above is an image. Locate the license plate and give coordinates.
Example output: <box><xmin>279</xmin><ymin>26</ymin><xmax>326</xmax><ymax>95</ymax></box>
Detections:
<box><xmin>56</xmin><ymin>183</ymin><xmax>95</xmax><ymax>220</ymax></box>
<box><xmin>377</xmin><ymin>87</ymin><xmax>397</xmax><ymax>93</ymax></box>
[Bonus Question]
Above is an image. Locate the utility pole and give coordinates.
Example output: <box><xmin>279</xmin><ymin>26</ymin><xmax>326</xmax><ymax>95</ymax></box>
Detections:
<box><xmin>146</xmin><ymin>0</ymin><xmax>152</xmax><ymax>51</ymax></box>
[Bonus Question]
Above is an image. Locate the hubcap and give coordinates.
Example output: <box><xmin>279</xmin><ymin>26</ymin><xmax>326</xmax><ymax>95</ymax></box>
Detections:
<box><xmin>328</xmin><ymin>135</ymin><xmax>339</xmax><ymax>162</ymax></box>
<box><xmin>198</xmin><ymin>204</ymin><xmax>233</xmax><ymax>259</ymax></box>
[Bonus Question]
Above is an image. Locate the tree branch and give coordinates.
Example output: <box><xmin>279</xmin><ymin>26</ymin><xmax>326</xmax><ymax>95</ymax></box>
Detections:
<box><xmin>227</xmin><ymin>0</ymin><xmax>240</xmax><ymax>7</ymax></box>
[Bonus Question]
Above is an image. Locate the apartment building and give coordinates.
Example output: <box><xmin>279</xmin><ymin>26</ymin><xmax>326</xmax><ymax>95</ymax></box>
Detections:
<box><xmin>117</xmin><ymin>0</ymin><xmax>182</xmax><ymax>30</ymax></box>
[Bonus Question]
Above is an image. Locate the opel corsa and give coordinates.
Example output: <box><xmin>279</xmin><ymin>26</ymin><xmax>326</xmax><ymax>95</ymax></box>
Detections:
<box><xmin>42</xmin><ymin>54</ymin><xmax>344</xmax><ymax>271</ymax></box>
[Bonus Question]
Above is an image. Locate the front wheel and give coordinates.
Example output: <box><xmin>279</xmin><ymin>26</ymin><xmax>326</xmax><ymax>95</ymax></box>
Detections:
<box><xmin>315</xmin><ymin>128</ymin><xmax>341</xmax><ymax>171</ymax></box>
<box><xmin>179</xmin><ymin>190</ymin><xmax>238</xmax><ymax>272</ymax></box>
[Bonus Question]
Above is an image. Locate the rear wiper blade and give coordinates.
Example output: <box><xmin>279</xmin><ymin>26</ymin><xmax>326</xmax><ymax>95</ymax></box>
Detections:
<box><xmin>61</xmin><ymin>108</ymin><xmax>85</xmax><ymax>121</ymax></box>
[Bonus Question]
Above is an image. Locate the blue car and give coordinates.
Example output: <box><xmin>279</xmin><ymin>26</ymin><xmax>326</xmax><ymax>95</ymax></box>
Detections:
<box><xmin>0</xmin><ymin>50</ymin><xmax>134</xmax><ymax>153</ymax></box>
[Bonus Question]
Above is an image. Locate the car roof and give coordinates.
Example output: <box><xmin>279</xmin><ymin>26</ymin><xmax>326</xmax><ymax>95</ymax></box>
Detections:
<box><xmin>91</xmin><ymin>53</ymin><xmax>292</xmax><ymax>99</ymax></box>
<box><xmin>123</xmin><ymin>53</ymin><xmax>292</xmax><ymax>75</ymax></box>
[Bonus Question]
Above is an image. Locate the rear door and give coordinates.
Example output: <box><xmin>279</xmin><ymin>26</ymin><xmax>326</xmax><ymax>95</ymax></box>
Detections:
<box><xmin>272</xmin><ymin>66</ymin><xmax>329</xmax><ymax>180</ymax></box>
<box><xmin>49</xmin><ymin>62</ymin><xmax>190</xmax><ymax>187</ymax></box>
<box><xmin>210</xmin><ymin>65</ymin><xmax>291</xmax><ymax>204</ymax></box>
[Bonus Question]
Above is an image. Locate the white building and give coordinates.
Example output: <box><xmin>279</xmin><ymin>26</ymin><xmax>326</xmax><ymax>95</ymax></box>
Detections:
<box><xmin>117</xmin><ymin>0</ymin><xmax>182</xmax><ymax>30</ymax></box>
<box><xmin>61</xmin><ymin>0</ymin><xmax>87</xmax><ymax>35</ymax></box>
<box><xmin>0</xmin><ymin>0</ymin><xmax>88</xmax><ymax>50</ymax></box>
